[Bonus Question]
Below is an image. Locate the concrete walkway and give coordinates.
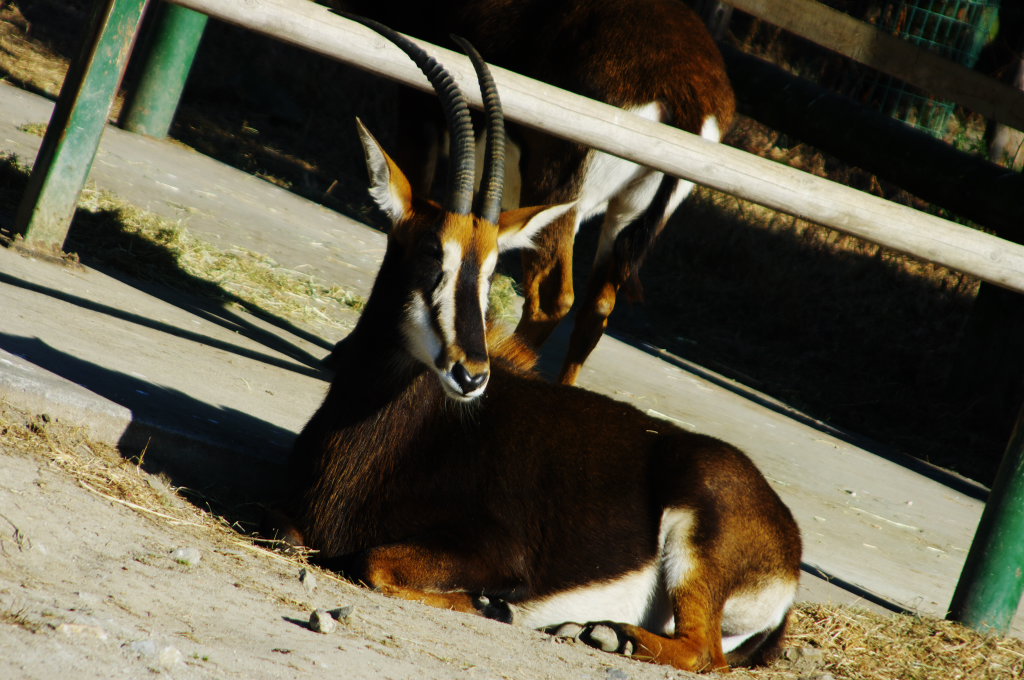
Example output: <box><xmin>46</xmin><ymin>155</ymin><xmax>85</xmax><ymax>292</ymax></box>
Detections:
<box><xmin>1</xmin><ymin>82</ymin><xmax>1018</xmax><ymax>636</ymax></box>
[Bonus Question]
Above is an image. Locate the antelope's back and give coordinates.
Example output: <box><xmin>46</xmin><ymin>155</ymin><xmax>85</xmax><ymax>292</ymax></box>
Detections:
<box><xmin>339</xmin><ymin>0</ymin><xmax>735</xmax><ymax>133</ymax></box>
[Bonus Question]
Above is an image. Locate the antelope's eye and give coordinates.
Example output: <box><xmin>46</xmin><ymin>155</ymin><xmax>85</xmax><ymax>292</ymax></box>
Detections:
<box><xmin>423</xmin><ymin>238</ymin><xmax>443</xmax><ymax>262</ymax></box>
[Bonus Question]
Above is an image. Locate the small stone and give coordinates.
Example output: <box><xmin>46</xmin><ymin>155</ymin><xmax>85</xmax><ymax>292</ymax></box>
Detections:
<box><xmin>56</xmin><ymin>623</ymin><xmax>108</xmax><ymax>640</ymax></box>
<box><xmin>607</xmin><ymin>669</ymin><xmax>630</xmax><ymax>680</ymax></box>
<box><xmin>327</xmin><ymin>605</ymin><xmax>353</xmax><ymax>621</ymax></box>
<box><xmin>126</xmin><ymin>639</ymin><xmax>159</xmax><ymax>657</ymax></box>
<box><xmin>299</xmin><ymin>567</ymin><xmax>317</xmax><ymax>593</ymax></box>
<box><xmin>309</xmin><ymin>609</ymin><xmax>337</xmax><ymax>634</ymax></box>
<box><xmin>171</xmin><ymin>547</ymin><xmax>201</xmax><ymax>567</ymax></box>
<box><xmin>157</xmin><ymin>645</ymin><xmax>184</xmax><ymax>668</ymax></box>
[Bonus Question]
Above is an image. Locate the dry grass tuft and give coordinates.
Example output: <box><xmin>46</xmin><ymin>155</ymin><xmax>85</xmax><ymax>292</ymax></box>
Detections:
<box><xmin>73</xmin><ymin>186</ymin><xmax>365</xmax><ymax>324</ymax></box>
<box><xmin>17</xmin><ymin>122</ymin><xmax>46</xmax><ymax>137</ymax></box>
<box><xmin>0</xmin><ymin>402</ymin><xmax>201</xmax><ymax>528</ymax></box>
<box><xmin>0</xmin><ymin>602</ymin><xmax>39</xmax><ymax>632</ymax></box>
<box><xmin>488</xmin><ymin>272</ymin><xmax>523</xmax><ymax>326</ymax></box>
<box><xmin>0</xmin><ymin>398</ymin><xmax>320</xmax><ymax>566</ymax></box>
<box><xmin>758</xmin><ymin>603</ymin><xmax>1024</xmax><ymax>680</ymax></box>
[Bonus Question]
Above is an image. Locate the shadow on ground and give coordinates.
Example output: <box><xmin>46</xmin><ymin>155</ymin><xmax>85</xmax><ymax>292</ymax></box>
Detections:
<box><xmin>1</xmin><ymin>3</ymin><xmax>1015</xmax><ymax>488</ymax></box>
<box><xmin>0</xmin><ymin>333</ymin><xmax>291</xmax><ymax>531</ymax></box>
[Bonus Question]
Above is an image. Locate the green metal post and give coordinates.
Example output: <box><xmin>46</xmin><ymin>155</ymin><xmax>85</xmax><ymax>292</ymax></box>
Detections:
<box><xmin>13</xmin><ymin>0</ymin><xmax>149</xmax><ymax>254</ymax></box>
<box><xmin>949</xmin><ymin>400</ymin><xmax>1024</xmax><ymax>634</ymax></box>
<box><xmin>121</xmin><ymin>2</ymin><xmax>208</xmax><ymax>138</ymax></box>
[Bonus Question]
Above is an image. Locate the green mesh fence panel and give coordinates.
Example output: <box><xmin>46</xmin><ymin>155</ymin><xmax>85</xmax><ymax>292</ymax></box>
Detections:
<box><xmin>835</xmin><ymin>0</ymin><xmax>995</xmax><ymax>138</ymax></box>
<box><xmin>855</xmin><ymin>0</ymin><xmax>1000</xmax><ymax>137</ymax></box>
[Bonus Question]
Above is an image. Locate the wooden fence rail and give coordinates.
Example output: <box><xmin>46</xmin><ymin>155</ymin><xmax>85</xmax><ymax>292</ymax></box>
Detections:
<box><xmin>724</xmin><ymin>0</ymin><xmax>1024</xmax><ymax>133</ymax></box>
<box><xmin>166</xmin><ymin>0</ymin><xmax>1024</xmax><ymax>295</ymax></box>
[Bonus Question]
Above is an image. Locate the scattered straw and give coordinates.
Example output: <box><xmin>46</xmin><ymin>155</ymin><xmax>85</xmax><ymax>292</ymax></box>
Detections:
<box><xmin>77</xmin><ymin>479</ymin><xmax>206</xmax><ymax>528</ymax></box>
<box><xmin>738</xmin><ymin>603</ymin><xmax>1024</xmax><ymax>680</ymax></box>
<box><xmin>73</xmin><ymin>185</ymin><xmax>365</xmax><ymax>327</ymax></box>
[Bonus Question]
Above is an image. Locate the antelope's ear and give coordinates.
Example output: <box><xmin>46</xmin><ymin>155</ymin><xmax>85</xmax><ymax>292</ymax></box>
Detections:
<box><xmin>496</xmin><ymin>203</ymin><xmax>575</xmax><ymax>252</ymax></box>
<box><xmin>356</xmin><ymin>118</ymin><xmax>413</xmax><ymax>226</ymax></box>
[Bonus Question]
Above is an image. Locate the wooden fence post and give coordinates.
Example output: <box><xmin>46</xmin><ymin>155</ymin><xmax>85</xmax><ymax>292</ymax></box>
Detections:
<box><xmin>13</xmin><ymin>0</ymin><xmax>149</xmax><ymax>255</ymax></box>
<box><xmin>121</xmin><ymin>2</ymin><xmax>208</xmax><ymax>138</ymax></box>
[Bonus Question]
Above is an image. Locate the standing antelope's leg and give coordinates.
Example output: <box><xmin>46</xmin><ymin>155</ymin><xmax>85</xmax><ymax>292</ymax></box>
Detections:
<box><xmin>512</xmin><ymin>130</ymin><xmax>587</xmax><ymax>349</ymax></box>
<box><xmin>559</xmin><ymin>174</ymin><xmax>694</xmax><ymax>385</ymax></box>
<box><xmin>515</xmin><ymin>208</ymin><xmax>578</xmax><ymax>348</ymax></box>
<box><xmin>558</xmin><ymin>258</ymin><xmax>617</xmax><ymax>386</ymax></box>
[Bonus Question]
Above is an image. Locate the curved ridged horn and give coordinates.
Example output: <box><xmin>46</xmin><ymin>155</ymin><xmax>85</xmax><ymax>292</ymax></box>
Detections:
<box><xmin>451</xmin><ymin>35</ymin><xmax>505</xmax><ymax>225</ymax></box>
<box><xmin>344</xmin><ymin>14</ymin><xmax>476</xmax><ymax>215</ymax></box>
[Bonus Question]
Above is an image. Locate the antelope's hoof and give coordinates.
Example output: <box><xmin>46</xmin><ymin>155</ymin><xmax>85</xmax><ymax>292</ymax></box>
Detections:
<box><xmin>474</xmin><ymin>595</ymin><xmax>513</xmax><ymax>623</ymax></box>
<box><xmin>546</xmin><ymin>621</ymin><xmax>636</xmax><ymax>655</ymax></box>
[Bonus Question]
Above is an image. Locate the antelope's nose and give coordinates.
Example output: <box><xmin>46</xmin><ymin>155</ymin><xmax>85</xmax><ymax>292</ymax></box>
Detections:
<box><xmin>451</xmin><ymin>363</ymin><xmax>489</xmax><ymax>396</ymax></box>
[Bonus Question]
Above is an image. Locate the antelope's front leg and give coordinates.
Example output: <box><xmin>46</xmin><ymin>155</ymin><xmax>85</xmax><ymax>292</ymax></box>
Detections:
<box><xmin>515</xmin><ymin>208</ymin><xmax>578</xmax><ymax>348</ymax></box>
<box><xmin>317</xmin><ymin>542</ymin><xmax>516</xmax><ymax>622</ymax></box>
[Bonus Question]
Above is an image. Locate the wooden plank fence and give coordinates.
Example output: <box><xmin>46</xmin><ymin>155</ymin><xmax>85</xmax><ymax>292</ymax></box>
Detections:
<box><xmin>724</xmin><ymin>0</ymin><xmax>1024</xmax><ymax>133</ymax></box>
<box><xmin>164</xmin><ymin>0</ymin><xmax>1024</xmax><ymax>296</ymax></box>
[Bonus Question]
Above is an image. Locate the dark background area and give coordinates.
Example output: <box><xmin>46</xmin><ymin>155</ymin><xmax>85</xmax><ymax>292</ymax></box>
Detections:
<box><xmin>1</xmin><ymin>0</ymin><xmax>1020</xmax><ymax>486</ymax></box>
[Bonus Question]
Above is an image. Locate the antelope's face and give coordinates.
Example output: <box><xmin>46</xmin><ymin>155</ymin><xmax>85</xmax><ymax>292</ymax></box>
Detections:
<box><xmin>347</xmin><ymin>24</ymin><xmax>571</xmax><ymax>401</ymax></box>
<box><xmin>395</xmin><ymin>202</ymin><xmax>572</xmax><ymax>401</ymax></box>
<box><xmin>357</xmin><ymin>121</ymin><xmax>571</xmax><ymax>401</ymax></box>
<box><xmin>400</xmin><ymin>213</ymin><xmax>500</xmax><ymax>400</ymax></box>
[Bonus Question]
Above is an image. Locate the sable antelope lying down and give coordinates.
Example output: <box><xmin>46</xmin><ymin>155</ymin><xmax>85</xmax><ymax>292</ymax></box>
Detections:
<box><xmin>337</xmin><ymin>0</ymin><xmax>736</xmax><ymax>385</ymax></box>
<box><xmin>284</xmin><ymin>19</ymin><xmax>801</xmax><ymax>673</ymax></box>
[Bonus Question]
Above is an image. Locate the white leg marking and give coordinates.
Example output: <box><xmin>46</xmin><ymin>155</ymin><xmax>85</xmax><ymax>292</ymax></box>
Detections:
<box><xmin>701</xmin><ymin>115</ymin><xmax>721</xmax><ymax>143</ymax></box>
<box><xmin>578</xmin><ymin>102</ymin><xmax>666</xmax><ymax>228</ymax></box>
<box><xmin>720</xmin><ymin>578</ymin><xmax>797</xmax><ymax>653</ymax></box>
<box><xmin>658</xmin><ymin>507</ymin><xmax>697</xmax><ymax>593</ymax></box>
<box><xmin>517</xmin><ymin>563</ymin><xmax>661</xmax><ymax>630</ymax></box>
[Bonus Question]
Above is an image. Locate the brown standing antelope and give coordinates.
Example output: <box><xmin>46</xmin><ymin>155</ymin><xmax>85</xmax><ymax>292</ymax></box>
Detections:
<box><xmin>284</xmin><ymin>18</ymin><xmax>800</xmax><ymax>673</ymax></box>
<box><xmin>336</xmin><ymin>0</ymin><xmax>736</xmax><ymax>385</ymax></box>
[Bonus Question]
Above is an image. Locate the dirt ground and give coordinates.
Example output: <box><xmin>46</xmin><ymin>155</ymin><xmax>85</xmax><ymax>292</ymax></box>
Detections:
<box><xmin>2</xmin><ymin>397</ymin><xmax>1023</xmax><ymax>680</ymax></box>
<box><xmin>0</xmin><ymin>405</ymin><xmax>713</xmax><ymax>680</ymax></box>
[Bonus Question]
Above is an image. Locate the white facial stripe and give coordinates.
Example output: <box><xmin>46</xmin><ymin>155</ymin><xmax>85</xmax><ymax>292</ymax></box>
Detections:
<box><xmin>478</xmin><ymin>250</ymin><xmax>497</xmax><ymax>312</ymax></box>
<box><xmin>432</xmin><ymin>240</ymin><xmax>463</xmax><ymax>354</ymax></box>
<box><xmin>402</xmin><ymin>290</ymin><xmax>443</xmax><ymax>368</ymax></box>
